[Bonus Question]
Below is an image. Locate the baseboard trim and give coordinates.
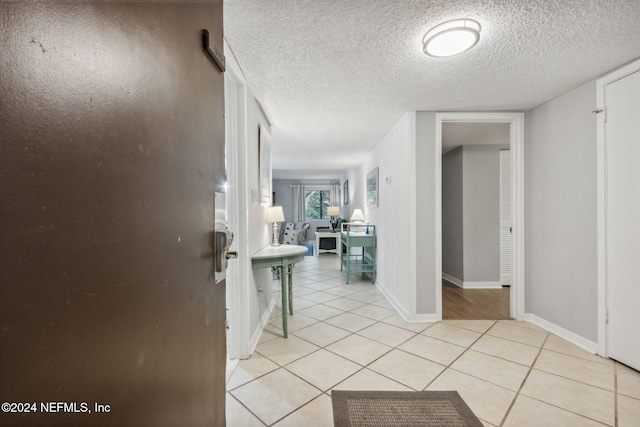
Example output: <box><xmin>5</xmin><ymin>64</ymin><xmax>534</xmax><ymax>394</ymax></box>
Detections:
<box><xmin>525</xmin><ymin>313</ymin><xmax>599</xmax><ymax>355</ymax></box>
<box><xmin>376</xmin><ymin>282</ymin><xmax>410</xmax><ymax>319</ymax></box>
<box><xmin>248</xmin><ymin>295</ymin><xmax>277</xmax><ymax>356</ymax></box>
<box><xmin>408</xmin><ymin>313</ymin><xmax>439</xmax><ymax>322</ymax></box>
<box><xmin>226</xmin><ymin>356</ymin><xmax>239</xmax><ymax>383</ymax></box>
<box><xmin>442</xmin><ymin>273</ymin><xmax>502</xmax><ymax>289</ymax></box>
<box><xmin>463</xmin><ymin>281</ymin><xmax>503</xmax><ymax>289</ymax></box>
<box><xmin>376</xmin><ymin>282</ymin><xmax>437</xmax><ymax>323</ymax></box>
<box><xmin>442</xmin><ymin>273</ymin><xmax>463</xmax><ymax>287</ymax></box>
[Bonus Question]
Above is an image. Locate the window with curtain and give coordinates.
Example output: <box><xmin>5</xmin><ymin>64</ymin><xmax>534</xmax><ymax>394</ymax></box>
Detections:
<box><xmin>305</xmin><ymin>189</ymin><xmax>331</xmax><ymax>219</ymax></box>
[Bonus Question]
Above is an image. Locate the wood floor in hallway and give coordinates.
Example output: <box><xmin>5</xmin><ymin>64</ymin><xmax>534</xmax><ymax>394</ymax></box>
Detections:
<box><xmin>442</xmin><ymin>280</ymin><xmax>510</xmax><ymax>320</ymax></box>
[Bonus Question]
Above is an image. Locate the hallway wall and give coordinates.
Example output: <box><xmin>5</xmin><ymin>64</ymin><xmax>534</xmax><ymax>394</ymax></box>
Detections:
<box><xmin>526</xmin><ymin>80</ymin><xmax>598</xmax><ymax>342</ymax></box>
<box><xmin>443</xmin><ymin>145</ymin><xmax>505</xmax><ymax>286</ymax></box>
<box><xmin>349</xmin><ymin>111</ymin><xmax>438</xmax><ymax>321</ymax></box>
<box><xmin>351</xmin><ymin>112</ymin><xmax>415</xmax><ymax>317</ymax></box>
<box><xmin>442</xmin><ymin>147</ymin><xmax>465</xmax><ymax>281</ymax></box>
<box><xmin>243</xmin><ymin>87</ymin><xmax>274</xmax><ymax>350</ymax></box>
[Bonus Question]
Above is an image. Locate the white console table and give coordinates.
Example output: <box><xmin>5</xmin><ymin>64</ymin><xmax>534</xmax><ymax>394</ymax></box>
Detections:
<box><xmin>315</xmin><ymin>231</ymin><xmax>340</xmax><ymax>257</ymax></box>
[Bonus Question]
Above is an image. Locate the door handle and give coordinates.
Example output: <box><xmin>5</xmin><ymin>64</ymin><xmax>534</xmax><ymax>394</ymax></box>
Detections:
<box><xmin>213</xmin><ymin>192</ymin><xmax>236</xmax><ymax>284</ymax></box>
<box><xmin>215</xmin><ymin>229</ymin><xmax>236</xmax><ymax>272</ymax></box>
<box><xmin>214</xmin><ymin>228</ymin><xmax>237</xmax><ymax>283</ymax></box>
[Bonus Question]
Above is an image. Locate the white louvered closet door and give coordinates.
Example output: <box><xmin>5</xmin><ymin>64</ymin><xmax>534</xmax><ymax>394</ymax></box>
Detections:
<box><xmin>499</xmin><ymin>150</ymin><xmax>512</xmax><ymax>286</ymax></box>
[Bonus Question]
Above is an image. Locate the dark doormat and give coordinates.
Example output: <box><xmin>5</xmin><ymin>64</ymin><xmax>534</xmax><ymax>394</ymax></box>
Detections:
<box><xmin>332</xmin><ymin>390</ymin><xmax>483</xmax><ymax>427</ymax></box>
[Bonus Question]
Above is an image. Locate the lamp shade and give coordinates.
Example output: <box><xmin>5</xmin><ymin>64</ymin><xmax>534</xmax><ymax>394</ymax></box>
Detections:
<box><xmin>266</xmin><ymin>206</ymin><xmax>285</xmax><ymax>223</ymax></box>
<box><xmin>327</xmin><ymin>206</ymin><xmax>340</xmax><ymax>216</ymax></box>
<box><xmin>350</xmin><ymin>209</ymin><xmax>365</xmax><ymax>222</ymax></box>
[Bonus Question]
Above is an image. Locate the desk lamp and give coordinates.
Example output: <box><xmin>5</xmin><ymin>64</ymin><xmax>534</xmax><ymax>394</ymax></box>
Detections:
<box><xmin>350</xmin><ymin>209</ymin><xmax>365</xmax><ymax>224</ymax></box>
<box><xmin>266</xmin><ymin>206</ymin><xmax>285</xmax><ymax>246</ymax></box>
<box><xmin>350</xmin><ymin>209</ymin><xmax>366</xmax><ymax>232</ymax></box>
<box><xmin>327</xmin><ymin>206</ymin><xmax>340</xmax><ymax>232</ymax></box>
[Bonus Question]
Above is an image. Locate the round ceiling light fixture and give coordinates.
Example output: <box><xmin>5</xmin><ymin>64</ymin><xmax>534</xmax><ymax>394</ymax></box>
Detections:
<box><xmin>423</xmin><ymin>19</ymin><xmax>481</xmax><ymax>58</ymax></box>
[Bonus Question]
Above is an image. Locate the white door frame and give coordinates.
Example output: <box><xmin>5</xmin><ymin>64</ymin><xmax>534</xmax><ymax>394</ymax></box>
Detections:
<box><xmin>435</xmin><ymin>112</ymin><xmax>526</xmax><ymax>321</ymax></box>
<box><xmin>224</xmin><ymin>41</ymin><xmax>251</xmax><ymax>359</ymax></box>
<box><xmin>596</xmin><ymin>58</ymin><xmax>640</xmax><ymax>357</ymax></box>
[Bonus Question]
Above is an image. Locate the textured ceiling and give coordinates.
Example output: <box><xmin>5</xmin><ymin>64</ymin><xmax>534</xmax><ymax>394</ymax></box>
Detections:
<box><xmin>224</xmin><ymin>0</ymin><xmax>640</xmax><ymax>170</ymax></box>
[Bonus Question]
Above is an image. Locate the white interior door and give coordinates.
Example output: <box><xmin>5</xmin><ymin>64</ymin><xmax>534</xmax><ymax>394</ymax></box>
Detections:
<box><xmin>499</xmin><ymin>149</ymin><xmax>512</xmax><ymax>286</ymax></box>
<box><xmin>605</xmin><ymin>68</ymin><xmax>640</xmax><ymax>370</ymax></box>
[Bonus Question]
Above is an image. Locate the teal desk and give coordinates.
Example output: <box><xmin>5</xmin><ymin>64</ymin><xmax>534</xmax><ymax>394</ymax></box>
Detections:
<box><xmin>340</xmin><ymin>224</ymin><xmax>377</xmax><ymax>284</ymax></box>
<box><xmin>251</xmin><ymin>245</ymin><xmax>308</xmax><ymax>338</ymax></box>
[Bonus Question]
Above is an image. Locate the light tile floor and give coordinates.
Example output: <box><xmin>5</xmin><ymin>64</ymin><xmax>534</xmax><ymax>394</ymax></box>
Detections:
<box><xmin>226</xmin><ymin>255</ymin><xmax>640</xmax><ymax>426</ymax></box>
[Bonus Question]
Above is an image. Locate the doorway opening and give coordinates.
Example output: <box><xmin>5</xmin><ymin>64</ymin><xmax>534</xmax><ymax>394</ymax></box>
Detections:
<box><xmin>440</xmin><ymin>124</ymin><xmax>511</xmax><ymax>320</ymax></box>
<box><xmin>435</xmin><ymin>113</ymin><xmax>525</xmax><ymax>321</ymax></box>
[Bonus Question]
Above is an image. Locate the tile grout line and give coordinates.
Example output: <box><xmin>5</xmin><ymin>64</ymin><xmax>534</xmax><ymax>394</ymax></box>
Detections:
<box><xmin>253</xmin><ymin>307</ymin><xmax>404</xmax><ymax>404</ymax></box>
<box><xmin>226</xmin><ymin>391</ymin><xmax>267</xmax><ymax>427</ymax></box>
<box><xmin>234</xmin><ymin>263</ymin><xmax>633</xmax><ymax>426</ymax></box>
<box><xmin>442</xmin><ymin>353</ymin><xmax>543</xmax><ymax>395</ymax></box>
<box><xmin>321</xmin><ymin>321</ymin><xmax>437</xmax><ymax>392</ymax></box>
<box><xmin>285</xmin><ymin>309</ymin><xmax>416</xmax><ymax>392</ymax></box>
<box><xmin>240</xmin><ymin>258</ymin><xmax>626</xmax><ymax>426</ymax></box>
<box><xmin>405</xmin><ymin>321</ymin><xmax>498</xmax><ymax>425</ymax></box>
<box><xmin>496</xmin><ymin>330</ymin><xmax>549</xmax><ymax>426</ymax></box>
<box><xmin>227</xmin><ymin>259</ymin><xmax>344</xmax><ymax>425</ymax></box>
<box><xmin>271</xmin><ymin>306</ymin><xmax>410</xmax><ymax>424</ymax></box>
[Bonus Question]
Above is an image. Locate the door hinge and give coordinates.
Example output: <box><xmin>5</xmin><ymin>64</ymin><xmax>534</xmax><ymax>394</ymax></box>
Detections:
<box><xmin>605</xmin><ymin>308</ymin><xmax>609</xmax><ymax>324</ymax></box>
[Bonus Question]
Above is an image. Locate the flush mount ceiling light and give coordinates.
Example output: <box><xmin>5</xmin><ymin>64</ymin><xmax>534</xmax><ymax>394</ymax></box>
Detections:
<box><xmin>423</xmin><ymin>19</ymin><xmax>481</xmax><ymax>58</ymax></box>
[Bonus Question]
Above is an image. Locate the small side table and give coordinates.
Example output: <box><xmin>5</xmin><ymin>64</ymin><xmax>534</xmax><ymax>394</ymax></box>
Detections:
<box><xmin>340</xmin><ymin>224</ymin><xmax>376</xmax><ymax>284</ymax></box>
<box><xmin>315</xmin><ymin>231</ymin><xmax>341</xmax><ymax>257</ymax></box>
<box><xmin>251</xmin><ymin>245</ymin><xmax>308</xmax><ymax>338</ymax></box>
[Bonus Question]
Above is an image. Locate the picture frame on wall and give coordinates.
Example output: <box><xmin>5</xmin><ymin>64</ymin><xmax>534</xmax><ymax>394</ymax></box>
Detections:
<box><xmin>366</xmin><ymin>167</ymin><xmax>379</xmax><ymax>207</ymax></box>
<box><xmin>259</xmin><ymin>125</ymin><xmax>272</xmax><ymax>206</ymax></box>
<box><xmin>343</xmin><ymin>180</ymin><xmax>349</xmax><ymax>205</ymax></box>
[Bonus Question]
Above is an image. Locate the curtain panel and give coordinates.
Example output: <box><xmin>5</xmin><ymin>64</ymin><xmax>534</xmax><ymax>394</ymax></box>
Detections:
<box><xmin>292</xmin><ymin>185</ymin><xmax>305</xmax><ymax>222</ymax></box>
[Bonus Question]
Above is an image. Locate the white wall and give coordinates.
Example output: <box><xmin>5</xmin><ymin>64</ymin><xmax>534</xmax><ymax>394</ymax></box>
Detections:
<box><xmin>462</xmin><ymin>145</ymin><xmax>502</xmax><ymax>283</ymax></box>
<box><xmin>344</xmin><ymin>168</ymin><xmax>363</xmax><ymax>220</ymax></box>
<box><xmin>442</xmin><ymin>147</ymin><xmax>464</xmax><ymax>281</ymax></box>
<box><xmin>443</xmin><ymin>144</ymin><xmax>505</xmax><ymax>286</ymax></box>
<box><xmin>351</xmin><ymin>112</ymin><xmax>415</xmax><ymax>317</ymax></box>
<box><xmin>271</xmin><ymin>179</ymin><xmax>293</xmax><ymax>212</ymax></box>
<box><xmin>415</xmin><ymin>112</ymin><xmax>437</xmax><ymax>317</ymax></box>
<box><xmin>244</xmin><ymin>87</ymin><xmax>275</xmax><ymax>349</ymax></box>
<box><xmin>225</xmin><ymin>43</ymin><xmax>274</xmax><ymax>359</ymax></box>
<box><xmin>345</xmin><ymin>111</ymin><xmax>440</xmax><ymax>321</ymax></box>
<box><xmin>526</xmin><ymin>79</ymin><xmax>598</xmax><ymax>342</ymax></box>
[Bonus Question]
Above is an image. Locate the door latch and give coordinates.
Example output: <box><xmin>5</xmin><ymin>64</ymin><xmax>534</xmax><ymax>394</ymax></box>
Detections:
<box><xmin>214</xmin><ymin>228</ymin><xmax>237</xmax><ymax>284</ymax></box>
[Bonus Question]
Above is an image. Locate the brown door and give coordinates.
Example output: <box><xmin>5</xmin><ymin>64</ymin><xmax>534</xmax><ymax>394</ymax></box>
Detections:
<box><xmin>0</xmin><ymin>3</ymin><xmax>226</xmax><ymax>426</ymax></box>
